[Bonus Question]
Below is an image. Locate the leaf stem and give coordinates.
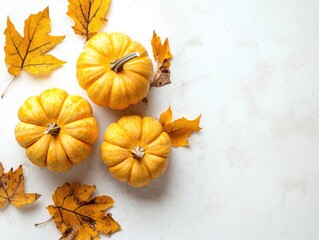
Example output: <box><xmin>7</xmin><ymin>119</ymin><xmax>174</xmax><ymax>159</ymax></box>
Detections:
<box><xmin>34</xmin><ymin>217</ymin><xmax>53</xmax><ymax>227</ymax></box>
<box><xmin>1</xmin><ymin>76</ymin><xmax>16</xmax><ymax>98</ymax></box>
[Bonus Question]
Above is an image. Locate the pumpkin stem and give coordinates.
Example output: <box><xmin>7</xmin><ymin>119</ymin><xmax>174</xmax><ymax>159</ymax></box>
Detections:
<box><xmin>44</xmin><ymin>123</ymin><xmax>61</xmax><ymax>136</ymax></box>
<box><xmin>131</xmin><ymin>146</ymin><xmax>145</xmax><ymax>159</ymax></box>
<box><xmin>110</xmin><ymin>52</ymin><xmax>140</xmax><ymax>73</ymax></box>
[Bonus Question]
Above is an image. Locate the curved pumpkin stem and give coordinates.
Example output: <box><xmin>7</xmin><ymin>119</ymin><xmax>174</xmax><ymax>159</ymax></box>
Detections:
<box><xmin>131</xmin><ymin>146</ymin><xmax>145</xmax><ymax>159</ymax></box>
<box><xmin>44</xmin><ymin>123</ymin><xmax>61</xmax><ymax>136</ymax></box>
<box><xmin>110</xmin><ymin>52</ymin><xmax>140</xmax><ymax>73</ymax></box>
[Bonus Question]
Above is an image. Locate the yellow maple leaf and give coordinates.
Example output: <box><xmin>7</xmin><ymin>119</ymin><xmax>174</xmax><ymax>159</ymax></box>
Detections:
<box><xmin>47</xmin><ymin>182</ymin><xmax>120</xmax><ymax>240</ymax></box>
<box><xmin>4</xmin><ymin>7</ymin><xmax>65</xmax><ymax>76</ymax></box>
<box><xmin>67</xmin><ymin>0</ymin><xmax>111</xmax><ymax>41</ymax></box>
<box><xmin>0</xmin><ymin>162</ymin><xmax>41</xmax><ymax>208</ymax></box>
<box><xmin>151</xmin><ymin>31</ymin><xmax>173</xmax><ymax>87</ymax></box>
<box><xmin>160</xmin><ymin>107</ymin><xmax>202</xmax><ymax>147</ymax></box>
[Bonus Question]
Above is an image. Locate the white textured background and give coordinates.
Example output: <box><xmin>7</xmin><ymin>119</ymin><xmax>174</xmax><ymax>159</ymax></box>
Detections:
<box><xmin>1</xmin><ymin>0</ymin><xmax>319</xmax><ymax>239</ymax></box>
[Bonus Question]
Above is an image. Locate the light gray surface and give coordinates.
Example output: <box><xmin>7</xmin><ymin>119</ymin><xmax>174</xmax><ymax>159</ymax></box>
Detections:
<box><xmin>1</xmin><ymin>0</ymin><xmax>319</xmax><ymax>239</ymax></box>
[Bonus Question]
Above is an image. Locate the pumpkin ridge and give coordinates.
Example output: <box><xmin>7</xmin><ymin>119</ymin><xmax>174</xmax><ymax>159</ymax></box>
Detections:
<box><xmin>62</xmin><ymin>117</ymin><xmax>98</xmax><ymax>144</ymax></box>
<box><xmin>123</xmin><ymin>64</ymin><xmax>151</xmax><ymax>81</ymax></box>
<box><xmin>18</xmin><ymin>96</ymin><xmax>50</xmax><ymax>126</ymax></box>
<box><xmin>143</xmin><ymin>132</ymin><xmax>170</xmax><ymax>148</ymax></box>
<box><xmin>43</xmin><ymin>138</ymin><xmax>50</xmax><ymax>167</ymax></box>
<box><xmin>127</xmin><ymin>158</ymin><xmax>135</xmax><ymax>182</ymax></box>
<box><xmin>127</xmin><ymin>158</ymin><xmax>152</xmax><ymax>183</ymax></box>
<box><xmin>57</xmin><ymin>95</ymin><xmax>93</xmax><ymax>125</ymax></box>
<box><xmin>103</xmin><ymin>73</ymin><xmax>115</xmax><ymax>107</ymax></box>
<box><xmin>104</xmin><ymin>123</ymin><xmax>134</xmax><ymax>149</ymax></box>
<box><xmin>86</xmin><ymin>46</ymin><xmax>110</xmax><ymax>63</ymax></box>
<box><xmin>110</xmin><ymin>32</ymin><xmax>132</xmax><ymax>59</ymax></box>
<box><xmin>22</xmin><ymin>130</ymin><xmax>46</xmax><ymax>148</ymax></box>
<box><xmin>21</xmin><ymin>136</ymin><xmax>43</xmax><ymax>149</ymax></box>
<box><xmin>20</xmin><ymin>122</ymin><xmax>45</xmax><ymax>128</ymax></box>
<box><xmin>106</xmin><ymin>155</ymin><xmax>129</xmax><ymax>168</ymax></box>
<box><xmin>26</xmin><ymin>135</ymin><xmax>51</xmax><ymax>166</ymax></box>
<box><xmin>118</xmin><ymin>74</ymin><xmax>132</xmax><ymax>105</ymax></box>
<box><xmin>141</xmin><ymin>160</ymin><xmax>153</xmax><ymax>178</ymax></box>
<box><xmin>140</xmin><ymin>118</ymin><xmax>163</xmax><ymax>144</ymax></box>
<box><xmin>36</xmin><ymin>96</ymin><xmax>52</xmax><ymax>124</ymax></box>
<box><xmin>123</xmin><ymin>39</ymin><xmax>146</xmax><ymax>58</ymax></box>
<box><xmin>56</xmin><ymin>136</ymin><xmax>77</xmax><ymax>166</ymax></box>
<box><xmin>56</xmin><ymin>96</ymin><xmax>70</xmax><ymax>126</ymax></box>
<box><xmin>116</xmin><ymin>123</ymin><xmax>137</xmax><ymax>146</ymax></box>
<box><xmin>103</xmin><ymin>140</ymin><xmax>130</xmax><ymax>152</ymax></box>
<box><xmin>38</xmin><ymin>89</ymin><xmax>69</xmax><ymax>122</ymax></box>
<box><xmin>59</xmin><ymin>129</ymin><xmax>90</xmax><ymax>146</ymax></box>
<box><xmin>121</xmin><ymin>38</ymin><xmax>133</xmax><ymax>57</ymax></box>
<box><xmin>122</xmin><ymin>68</ymin><xmax>145</xmax><ymax>80</ymax></box>
<box><xmin>35</xmin><ymin>96</ymin><xmax>52</xmax><ymax>123</ymax></box>
<box><xmin>143</xmin><ymin>133</ymin><xmax>171</xmax><ymax>158</ymax></box>
<box><xmin>81</xmin><ymin>67</ymin><xmax>108</xmax><ymax>89</ymax></box>
<box><xmin>143</xmin><ymin>152</ymin><xmax>167</xmax><ymax>159</ymax></box>
<box><xmin>110</xmin><ymin>157</ymin><xmax>134</xmax><ymax>182</ymax></box>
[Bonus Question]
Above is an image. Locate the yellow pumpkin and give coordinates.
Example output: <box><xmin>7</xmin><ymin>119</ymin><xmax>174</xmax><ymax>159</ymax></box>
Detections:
<box><xmin>15</xmin><ymin>88</ymin><xmax>99</xmax><ymax>172</ymax></box>
<box><xmin>101</xmin><ymin>115</ymin><xmax>172</xmax><ymax>187</ymax></box>
<box><xmin>76</xmin><ymin>32</ymin><xmax>154</xmax><ymax>110</ymax></box>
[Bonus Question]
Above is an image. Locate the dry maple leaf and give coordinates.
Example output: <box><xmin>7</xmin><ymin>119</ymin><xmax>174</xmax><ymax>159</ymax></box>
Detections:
<box><xmin>47</xmin><ymin>182</ymin><xmax>120</xmax><ymax>240</ymax></box>
<box><xmin>67</xmin><ymin>0</ymin><xmax>111</xmax><ymax>41</ymax></box>
<box><xmin>159</xmin><ymin>107</ymin><xmax>202</xmax><ymax>147</ymax></box>
<box><xmin>0</xmin><ymin>162</ymin><xmax>40</xmax><ymax>209</ymax></box>
<box><xmin>151</xmin><ymin>31</ymin><xmax>173</xmax><ymax>87</ymax></box>
<box><xmin>2</xmin><ymin>7</ymin><xmax>65</xmax><ymax>98</ymax></box>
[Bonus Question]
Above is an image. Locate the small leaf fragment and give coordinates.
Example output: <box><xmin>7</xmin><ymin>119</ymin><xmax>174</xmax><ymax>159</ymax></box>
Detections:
<box><xmin>0</xmin><ymin>163</ymin><xmax>3</xmax><ymax>176</ymax></box>
<box><xmin>152</xmin><ymin>67</ymin><xmax>171</xmax><ymax>87</ymax></box>
<box><xmin>67</xmin><ymin>0</ymin><xmax>111</xmax><ymax>41</ymax></box>
<box><xmin>151</xmin><ymin>31</ymin><xmax>173</xmax><ymax>87</ymax></box>
<box><xmin>47</xmin><ymin>182</ymin><xmax>120</xmax><ymax>240</ymax></box>
<box><xmin>0</xmin><ymin>163</ymin><xmax>40</xmax><ymax>209</ymax></box>
<box><xmin>59</xmin><ymin>226</ymin><xmax>78</xmax><ymax>240</ymax></box>
<box><xmin>159</xmin><ymin>107</ymin><xmax>172</xmax><ymax>125</ymax></box>
<box><xmin>160</xmin><ymin>108</ymin><xmax>202</xmax><ymax>147</ymax></box>
<box><xmin>151</xmin><ymin>31</ymin><xmax>172</xmax><ymax>65</ymax></box>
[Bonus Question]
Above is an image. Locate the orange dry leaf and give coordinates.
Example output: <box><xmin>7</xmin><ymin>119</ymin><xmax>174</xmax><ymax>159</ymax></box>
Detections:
<box><xmin>151</xmin><ymin>31</ymin><xmax>173</xmax><ymax>87</ymax></box>
<box><xmin>160</xmin><ymin>107</ymin><xmax>201</xmax><ymax>147</ymax></box>
<box><xmin>47</xmin><ymin>182</ymin><xmax>120</xmax><ymax>240</ymax></box>
<box><xmin>0</xmin><ymin>162</ymin><xmax>40</xmax><ymax>209</ymax></box>
<box><xmin>4</xmin><ymin>7</ymin><xmax>65</xmax><ymax>76</ymax></box>
<box><xmin>67</xmin><ymin>0</ymin><xmax>111</xmax><ymax>41</ymax></box>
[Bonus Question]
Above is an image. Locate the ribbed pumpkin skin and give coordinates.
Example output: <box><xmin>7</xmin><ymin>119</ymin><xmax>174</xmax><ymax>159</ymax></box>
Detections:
<box><xmin>76</xmin><ymin>32</ymin><xmax>154</xmax><ymax>110</ymax></box>
<box><xmin>15</xmin><ymin>88</ymin><xmax>99</xmax><ymax>172</ymax></box>
<box><xmin>101</xmin><ymin>115</ymin><xmax>172</xmax><ymax>187</ymax></box>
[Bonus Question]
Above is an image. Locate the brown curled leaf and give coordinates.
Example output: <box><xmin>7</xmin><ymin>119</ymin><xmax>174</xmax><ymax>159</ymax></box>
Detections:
<box><xmin>151</xmin><ymin>31</ymin><xmax>172</xmax><ymax>87</ymax></box>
